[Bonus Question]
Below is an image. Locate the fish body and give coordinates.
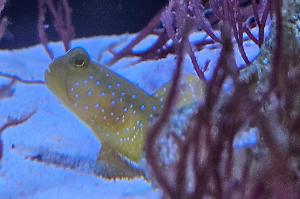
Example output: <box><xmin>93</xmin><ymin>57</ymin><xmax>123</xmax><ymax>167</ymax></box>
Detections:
<box><xmin>45</xmin><ymin>47</ymin><xmax>204</xmax><ymax>178</ymax></box>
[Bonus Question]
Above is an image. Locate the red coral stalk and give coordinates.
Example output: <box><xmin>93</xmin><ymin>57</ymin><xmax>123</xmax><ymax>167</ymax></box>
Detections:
<box><xmin>38</xmin><ymin>0</ymin><xmax>75</xmax><ymax>59</ymax></box>
<box><xmin>145</xmin><ymin>20</ymin><xmax>193</xmax><ymax>198</ymax></box>
<box><xmin>0</xmin><ymin>79</ymin><xmax>36</xmax><ymax>161</ymax></box>
<box><xmin>0</xmin><ymin>0</ymin><xmax>7</xmax><ymax>40</ymax></box>
<box><xmin>108</xmin><ymin>0</ymin><xmax>271</xmax><ymax>79</ymax></box>
<box><xmin>145</xmin><ymin>0</ymin><xmax>300</xmax><ymax>197</ymax></box>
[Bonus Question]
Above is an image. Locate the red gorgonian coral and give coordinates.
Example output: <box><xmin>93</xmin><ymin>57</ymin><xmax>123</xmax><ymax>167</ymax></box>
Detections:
<box><xmin>107</xmin><ymin>0</ymin><xmax>270</xmax><ymax>80</ymax></box>
<box><xmin>144</xmin><ymin>0</ymin><xmax>300</xmax><ymax>198</ymax></box>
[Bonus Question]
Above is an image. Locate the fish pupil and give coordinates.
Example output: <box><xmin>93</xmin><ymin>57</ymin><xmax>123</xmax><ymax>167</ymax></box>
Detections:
<box><xmin>75</xmin><ymin>58</ymin><xmax>85</xmax><ymax>67</ymax></box>
<box><xmin>72</xmin><ymin>55</ymin><xmax>86</xmax><ymax>68</ymax></box>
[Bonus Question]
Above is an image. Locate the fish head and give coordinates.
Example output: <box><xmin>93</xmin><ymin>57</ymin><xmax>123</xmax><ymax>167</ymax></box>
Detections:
<box><xmin>45</xmin><ymin>47</ymin><xmax>92</xmax><ymax>105</ymax></box>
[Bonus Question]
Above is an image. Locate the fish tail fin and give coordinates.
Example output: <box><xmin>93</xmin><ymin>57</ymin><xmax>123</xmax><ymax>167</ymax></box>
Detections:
<box><xmin>96</xmin><ymin>143</ymin><xmax>144</xmax><ymax>180</ymax></box>
<box><xmin>154</xmin><ymin>74</ymin><xmax>205</xmax><ymax>110</ymax></box>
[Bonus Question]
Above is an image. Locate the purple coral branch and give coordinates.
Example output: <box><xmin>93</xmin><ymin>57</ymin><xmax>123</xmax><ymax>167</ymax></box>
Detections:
<box><xmin>38</xmin><ymin>0</ymin><xmax>54</xmax><ymax>60</ymax></box>
<box><xmin>228</xmin><ymin>0</ymin><xmax>251</xmax><ymax>65</ymax></box>
<box><xmin>270</xmin><ymin>0</ymin><xmax>283</xmax><ymax>95</ymax></box>
<box><xmin>45</xmin><ymin>0</ymin><xmax>74</xmax><ymax>51</ymax></box>
<box><xmin>38</xmin><ymin>0</ymin><xmax>74</xmax><ymax>59</ymax></box>
<box><xmin>250</xmin><ymin>0</ymin><xmax>270</xmax><ymax>47</ymax></box>
<box><xmin>0</xmin><ymin>110</ymin><xmax>35</xmax><ymax>160</ymax></box>
<box><xmin>0</xmin><ymin>0</ymin><xmax>5</xmax><ymax>13</ymax></box>
<box><xmin>145</xmin><ymin>20</ymin><xmax>192</xmax><ymax>198</ymax></box>
<box><xmin>0</xmin><ymin>77</ymin><xmax>38</xmax><ymax>160</ymax></box>
<box><xmin>0</xmin><ymin>72</ymin><xmax>45</xmax><ymax>85</ymax></box>
<box><xmin>108</xmin><ymin>0</ymin><xmax>270</xmax><ymax>79</ymax></box>
<box><xmin>107</xmin><ymin>9</ymin><xmax>164</xmax><ymax>66</ymax></box>
<box><xmin>258</xmin><ymin>0</ymin><xmax>271</xmax><ymax>46</ymax></box>
<box><xmin>191</xmin><ymin>0</ymin><xmax>221</xmax><ymax>43</ymax></box>
<box><xmin>145</xmin><ymin>0</ymin><xmax>300</xmax><ymax>197</ymax></box>
<box><xmin>0</xmin><ymin>0</ymin><xmax>7</xmax><ymax>40</ymax></box>
<box><xmin>187</xmin><ymin>42</ymin><xmax>205</xmax><ymax>80</ymax></box>
<box><xmin>0</xmin><ymin>16</ymin><xmax>7</xmax><ymax>39</ymax></box>
<box><xmin>0</xmin><ymin>111</ymin><xmax>36</xmax><ymax>136</ymax></box>
<box><xmin>0</xmin><ymin>79</ymin><xmax>15</xmax><ymax>99</ymax></box>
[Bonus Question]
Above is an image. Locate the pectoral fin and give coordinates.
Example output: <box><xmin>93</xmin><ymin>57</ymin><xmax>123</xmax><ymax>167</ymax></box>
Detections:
<box><xmin>96</xmin><ymin>143</ymin><xmax>144</xmax><ymax>179</ymax></box>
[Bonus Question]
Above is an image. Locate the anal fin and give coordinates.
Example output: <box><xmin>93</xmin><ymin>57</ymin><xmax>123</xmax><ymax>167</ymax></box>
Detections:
<box><xmin>96</xmin><ymin>143</ymin><xmax>144</xmax><ymax>180</ymax></box>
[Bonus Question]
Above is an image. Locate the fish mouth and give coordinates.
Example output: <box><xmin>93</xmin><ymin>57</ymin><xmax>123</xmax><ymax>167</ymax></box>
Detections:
<box><xmin>44</xmin><ymin>67</ymin><xmax>52</xmax><ymax>83</ymax></box>
<box><xmin>45</xmin><ymin>62</ymin><xmax>61</xmax><ymax>82</ymax></box>
<box><xmin>44</xmin><ymin>62</ymin><xmax>54</xmax><ymax>78</ymax></box>
<box><xmin>46</xmin><ymin>62</ymin><xmax>54</xmax><ymax>73</ymax></box>
<box><xmin>46</xmin><ymin>67</ymin><xmax>51</xmax><ymax>73</ymax></box>
<box><xmin>44</xmin><ymin>64</ymin><xmax>69</xmax><ymax>105</ymax></box>
<box><xmin>44</xmin><ymin>69</ymin><xmax>50</xmax><ymax>78</ymax></box>
<box><xmin>44</xmin><ymin>63</ymin><xmax>59</xmax><ymax>86</ymax></box>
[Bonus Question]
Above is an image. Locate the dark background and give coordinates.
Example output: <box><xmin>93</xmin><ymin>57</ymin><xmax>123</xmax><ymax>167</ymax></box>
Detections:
<box><xmin>0</xmin><ymin>0</ymin><xmax>167</xmax><ymax>49</ymax></box>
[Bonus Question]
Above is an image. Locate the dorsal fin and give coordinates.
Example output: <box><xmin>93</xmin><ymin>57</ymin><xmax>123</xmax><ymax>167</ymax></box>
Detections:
<box><xmin>154</xmin><ymin>74</ymin><xmax>205</xmax><ymax>110</ymax></box>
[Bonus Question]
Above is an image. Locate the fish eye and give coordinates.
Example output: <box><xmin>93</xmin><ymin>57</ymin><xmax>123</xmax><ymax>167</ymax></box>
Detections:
<box><xmin>69</xmin><ymin>53</ymin><xmax>88</xmax><ymax>68</ymax></box>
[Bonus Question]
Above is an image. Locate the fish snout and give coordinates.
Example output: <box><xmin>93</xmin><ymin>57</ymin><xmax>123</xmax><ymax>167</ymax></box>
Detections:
<box><xmin>44</xmin><ymin>61</ymin><xmax>65</xmax><ymax>83</ymax></box>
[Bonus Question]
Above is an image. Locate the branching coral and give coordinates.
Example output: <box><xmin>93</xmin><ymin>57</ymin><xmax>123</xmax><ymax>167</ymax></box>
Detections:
<box><xmin>107</xmin><ymin>0</ymin><xmax>271</xmax><ymax>81</ymax></box>
<box><xmin>144</xmin><ymin>0</ymin><xmax>300</xmax><ymax>198</ymax></box>
<box><xmin>0</xmin><ymin>0</ymin><xmax>7</xmax><ymax>40</ymax></box>
<box><xmin>0</xmin><ymin>0</ymin><xmax>38</xmax><ymax>158</ymax></box>
<box><xmin>0</xmin><ymin>72</ymin><xmax>45</xmax><ymax>85</ymax></box>
<box><xmin>38</xmin><ymin>0</ymin><xmax>74</xmax><ymax>59</ymax></box>
<box><xmin>0</xmin><ymin>111</ymin><xmax>35</xmax><ymax>160</ymax></box>
<box><xmin>0</xmin><ymin>80</ymin><xmax>35</xmax><ymax>160</ymax></box>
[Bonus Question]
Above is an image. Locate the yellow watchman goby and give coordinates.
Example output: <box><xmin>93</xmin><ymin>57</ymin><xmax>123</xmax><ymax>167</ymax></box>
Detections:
<box><xmin>45</xmin><ymin>47</ymin><xmax>204</xmax><ymax>179</ymax></box>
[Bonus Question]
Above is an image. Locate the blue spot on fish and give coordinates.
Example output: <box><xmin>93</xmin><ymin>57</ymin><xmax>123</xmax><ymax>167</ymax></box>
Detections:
<box><xmin>140</xmin><ymin>105</ymin><xmax>146</xmax><ymax>111</ymax></box>
<box><xmin>87</xmin><ymin>90</ymin><xmax>92</xmax><ymax>96</ymax></box>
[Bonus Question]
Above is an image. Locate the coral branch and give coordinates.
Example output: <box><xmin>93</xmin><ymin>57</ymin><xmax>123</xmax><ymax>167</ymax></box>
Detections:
<box><xmin>0</xmin><ymin>72</ymin><xmax>45</xmax><ymax>85</ymax></box>
<box><xmin>0</xmin><ymin>0</ymin><xmax>7</xmax><ymax>40</ymax></box>
<box><xmin>0</xmin><ymin>111</ymin><xmax>36</xmax><ymax>160</ymax></box>
<box><xmin>38</xmin><ymin>0</ymin><xmax>54</xmax><ymax>60</ymax></box>
<box><xmin>107</xmin><ymin>9</ymin><xmax>164</xmax><ymax>66</ymax></box>
<box><xmin>0</xmin><ymin>79</ymin><xmax>15</xmax><ymax>99</ymax></box>
<box><xmin>108</xmin><ymin>0</ymin><xmax>270</xmax><ymax>77</ymax></box>
<box><xmin>0</xmin><ymin>0</ymin><xmax>5</xmax><ymax>14</ymax></box>
<box><xmin>38</xmin><ymin>0</ymin><xmax>75</xmax><ymax>59</ymax></box>
<box><xmin>144</xmin><ymin>0</ymin><xmax>300</xmax><ymax>198</ymax></box>
<box><xmin>145</xmin><ymin>20</ymin><xmax>192</xmax><ymax>198</ymax></box>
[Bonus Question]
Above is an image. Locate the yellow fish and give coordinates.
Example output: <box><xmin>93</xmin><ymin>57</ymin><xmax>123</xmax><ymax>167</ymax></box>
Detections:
<box><xmin>45</xmin><ymin>47</ymin><xmax>204</xmax><ymax>179</ymax></box>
